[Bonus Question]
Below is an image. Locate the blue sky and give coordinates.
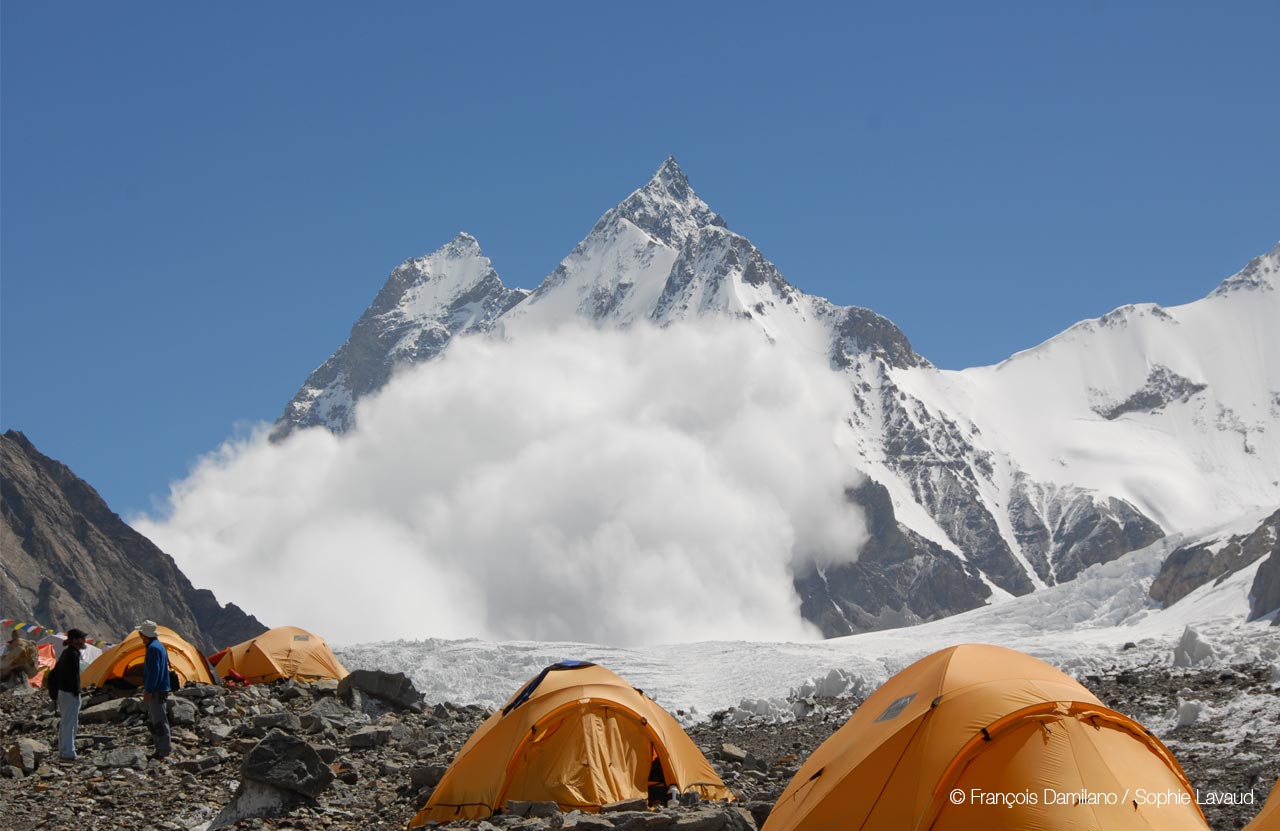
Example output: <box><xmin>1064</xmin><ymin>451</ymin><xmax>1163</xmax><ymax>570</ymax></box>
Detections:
<box><xmin>2</xmin><ymin>2</ymin><xmax>1277</xmax><ymax>517</ymax></box>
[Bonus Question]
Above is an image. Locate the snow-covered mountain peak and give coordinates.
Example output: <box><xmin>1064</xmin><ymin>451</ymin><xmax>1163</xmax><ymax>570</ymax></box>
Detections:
<box><xmin>270</xmin><ymin>160</ymin><xmax>1277</xmax><ymax>638</ymax></box>
<box><xmin>436</xmin><ymin>231</ymin><xmax>483</xmax><ymax>259</ymax></box>
<box><xmin>653</xmin><ymin>154</ymin><xmax>685</xmax><ymax>185</ymax></box>
<box><xmin>269</xmin><ymin>233</ymin><xmax>526</xmax><ymax>438</ymax></box>
<box><xmin>500</xmin><ymin>159</ymin><xmax>731</xmax><ymax>328</ymax></box>
<box><xmin>1210</xmin><ymin>241</ymin><xmax>1280</xmax><ymax>297</ymax></box>
<box><xmin>400</xmin><ymin>232</ymin><xmax>489</xmax><ymax>287</ymax></box>
<box><xmin>596</xmin><ymin>155</ymin><xmax>727</xmax><ymax>248</ymax></box>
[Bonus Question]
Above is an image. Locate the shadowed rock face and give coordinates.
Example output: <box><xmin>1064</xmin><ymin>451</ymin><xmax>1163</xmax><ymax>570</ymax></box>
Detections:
<box><xmin>1241</xmin><ymin>510</ymin><xmax>1280</xmax><ymax>623</ymax></box>
<box><xmin>1250</xmin><ymin>542</ymin><xmax>1280</xmax><ymax>624</ymax></box>
<box><xmin>1150</xmin><ymin>509</ymin><xmax>1280</xmax><ymax>611</ymax></box>
<box><xmin>875</xmin><ymin>383</ymin><xmax>1034</xmax><ymax>597</ymax></box>
<box><xmin>793</xmin><ymin>478</ymin><xmax>990</xmax><ymax>637</ymax></box>
<box><xmin>0</xmin><ymin>430</ymin><xmax>265</xmax><ymax>652</ymax></box>
<box><xmin>1009</xmin><ymin>478</ymin><xmax>1165</xmax><ymax>585</ymax></box>
<box><xmin>830</xmin><ymin>307</ymin><xmax>928</xmax><ymax>372</ymax></box>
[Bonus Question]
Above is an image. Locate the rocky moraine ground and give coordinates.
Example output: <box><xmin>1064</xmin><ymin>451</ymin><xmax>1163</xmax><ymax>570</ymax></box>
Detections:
<box><xmin>1</xmin><ymin>661</ymin><xmax>1276</xmax><ymax>831</ymax></box>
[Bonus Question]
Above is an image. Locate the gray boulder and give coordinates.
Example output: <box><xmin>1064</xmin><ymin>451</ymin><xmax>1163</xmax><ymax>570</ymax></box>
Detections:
<box><xmin>348</xmin><ymin>726</ymin><xmax>393</xmax><ymax>749</ymax></box>
<box><xmin>507</xmin><ymin>800</ymin><xmax>561</xmax><ymax>818</ymax></box>
<box><xmin>80</xmin><ymin>698</ymin><xmax>136</xmax><ymax>724</ymax></box>
<box><xmin>95</xmin><ymin>747</ymin><xmax>147</xmax><ymax>769</ymax></box>
<box><xmin>607</xmin><ymin>811</ymin><xmax>676</xmax><ymax>831</ymax></box>
<box><xmin>674</xmin><ymin>808</ymin><xmax>739</xmax><ymax>831</ymax></box>
<box><xmin>718</xmin><ymin>743</ymin><xmax>748</xmax><ymax>763</ymax></box>
<box><xmin>177</xmin><ymin>754</ymin><xmax>222</xmax><ymax>774</ymax></box>
<box><xmin>411</xmin><ymin>763</ymin><xmax>449</xmax><ymax>789</ymax></box>
<box><xmin>4</xmin><ymin>738</ymin><xmax>49</xmax><ymax>774</ymax></box>
<box><xmin>241</xmin><ymin>728</ymin><xmax>335</xmax><ymax>798</ymax></box>
<box><xmin>304</xmin><ymin>696</ymin><xmax>350</xmax><ymax>720</ymax></box>
<box><xmin>202</xmin><ymin>723</ymin><xmax>235</xmax><ymax>743</ymax></box>
<box><xmin>338</xmin><ymin>669</ymin><xmax>424</xmax><ymax>712</ymax></box>
<box><xmin>251</xmin><ymin>711</ymin><xmax>302</xmax><ymax>732</ymax></box>
<box><xmin>208</xmin><ymin>779</ymin><xmax>311</xmax><ymax>831</ymax></box>
<box><xmin>167</xmin><ymin>696</ymin><xmax>198</xmax><ymax>726</ymax></box>
<box><xmin>740</xmin><ymin>802</ymin><xmax>773</xmax><ymax>829</ymax></box>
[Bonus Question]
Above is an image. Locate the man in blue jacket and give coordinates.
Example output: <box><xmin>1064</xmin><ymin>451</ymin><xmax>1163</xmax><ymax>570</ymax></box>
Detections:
<box><xmin>138</xmin><ymin>620</ymin><xmax>171</xmax><ymax>760</ymax></box>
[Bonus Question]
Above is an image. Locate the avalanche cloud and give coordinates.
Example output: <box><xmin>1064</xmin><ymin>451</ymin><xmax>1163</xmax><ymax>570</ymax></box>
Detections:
<box><xmin>136</xmin><ymin>321</ymin><xmax>867</xmax><ymax>645</ymax></box>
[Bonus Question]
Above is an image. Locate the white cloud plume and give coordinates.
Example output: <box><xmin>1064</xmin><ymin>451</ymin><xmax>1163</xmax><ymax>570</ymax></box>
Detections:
<box><xmin>135</xmin><ymin>321</ymin><xmax>866</xmax><ymax>646</ymax></box>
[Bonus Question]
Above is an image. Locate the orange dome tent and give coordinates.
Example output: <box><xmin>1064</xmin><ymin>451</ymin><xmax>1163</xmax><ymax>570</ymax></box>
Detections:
<box><xmin>1245</xmin><ymin>777</ymin><xmax>1280</xmax><ymax>831</ymax></box>
<box><xmin>409</xmin><ymin>661</ymin><xmax>730</xmax><ymax>826</ymax></box>
<box><xmin>762</xmin><ymin>644</ymin><xmax>1209</xmax><ymax>831</ymax></box>
<box><xmin>212</xmin><ymin>626</ymin><xmax>347</xmax><ymax>684</ymax></box>
<box><xmin>81</xmin><ymin>625</ymin><xmax>215</xmax><ymax>688</ymax></box>
<box><xmin>28</xmin><ymin>642</ymin><xmax>56</xmax><ymax>688</ymax></box>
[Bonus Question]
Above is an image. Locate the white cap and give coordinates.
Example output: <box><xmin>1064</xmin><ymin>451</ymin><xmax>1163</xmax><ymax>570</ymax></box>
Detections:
<box><xmin>136</xmin><ymin>620</ymin><xmax>159</xmax><ymax>639</ymax></box>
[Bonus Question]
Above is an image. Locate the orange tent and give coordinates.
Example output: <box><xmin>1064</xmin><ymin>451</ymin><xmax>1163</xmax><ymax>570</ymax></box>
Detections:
<box><xmin>1245</xmin><ymin>777</ymin><xmax>1280</xmax><ymax>831</ymax></box>
<box><xmin>28</xmin><ymin>643</ymin><xmax>56</xmax><ymax>689</ymax></box>
<box><xmin>212</xmin><ymin>626</ymin><xmax>347</xmax><ymax>684</ymax></box>
<box><xmin>410</xmin><ymin>661</ymin><xmax>730</xmax><ymax>825</ymax></box>
<box><xmin>762</xmin><ymin>644</ymin><xmax>1209</xmax><ymax>831</ymax></box>
<box><xmin>81</xmin><ymin>625</ymin><xmax>215</xmax><ymax>688</ymax></box>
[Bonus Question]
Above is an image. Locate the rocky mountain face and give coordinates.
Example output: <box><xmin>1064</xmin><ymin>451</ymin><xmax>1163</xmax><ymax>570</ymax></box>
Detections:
<box><xmin>794</xmin><ymin>478</ymin><xmax>991</xmax><ymax>636</ymax></box>
<box><xmin>1010</xmin><ymin>479</ymin><xmax>1165</xmax><ymax>585</ymax></box>
<box><xmin>1250</xmin><ymin>543</ymin><xmax>1280</xmax><ymax>625</ymax></box>
<box><xmin>270</xmin><ymin>157</ymin><xmax>1280</xmax><ymax>636</ymax></box>
<box><xmin>1147</xmin><ymin>509</ymin><xmax>1280</xmax><ymax>623</ymax></box>
<box><xmin>0</xmin><ymin>430</ymin><xmax>266</xmax><ymax>652</ymax></box>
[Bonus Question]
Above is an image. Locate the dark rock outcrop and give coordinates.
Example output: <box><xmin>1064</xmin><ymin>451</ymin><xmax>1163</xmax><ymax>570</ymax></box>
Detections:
<box><xmin>829</xmin><ymin>306</ymin><xmax>928</xmax><ymax>371</ymax></box>
<box><xmin>875</xmin><ymin>386</ymin><xmax>1034</xmax><ymax>597</ymax></box>
<box><xmin>1151</xmin><ymin>509</ymin><xmax>1280</xmax><ymax>609</ymax></box>
<box><xmin>338</xmin><ymin>669</ymin><xmax>424</xmax><ymax>713</ymax></box>
<box><xmin>793</xmin><ymin>478</ymin><xmax>990</xmax><ymax>637</ymax></box>
<box><xmin>0</xmin><ymin>430</ymin><xmax>266</xmax><ymax>652</ymax></box>
<box><xmin>1010</xmin><ymin>479</ymin><xmax>1164</xmax><ymax>585</ymax></box>
<box><xmin>3</xmin><ymin>738</ymin><xmax>47</xmax><ymax>775</ymax></box>
<box><xmin>1094</xmin><ymin>365</ymin><xmax>1208</xmax><ymax>420</ymax></box>
<box><xmin>1247</xmin><ymin>517</ymin><xmax>1280</xmax><ymax>623</ymax></box>
<box><xmin>242</xmin><ymin>728</ymin><xmax>335</xmax><ymax>798</ymax></box>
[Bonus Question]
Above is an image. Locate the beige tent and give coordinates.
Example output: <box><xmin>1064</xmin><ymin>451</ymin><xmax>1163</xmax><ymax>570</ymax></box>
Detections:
<box><xmin>410</xmin><ymin>661</ymin><xmax>730</xmax><ymax>825</ymax></box>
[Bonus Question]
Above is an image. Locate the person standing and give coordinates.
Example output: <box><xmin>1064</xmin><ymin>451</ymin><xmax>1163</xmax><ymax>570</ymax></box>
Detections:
<box><xmin>138</xmin><ymin>620</ymin><xmax>172</xmax><ymax>760</ymax></box>
<box><xmin>48</xmin><ymin>628</ymin><xmax>88</xmax><ymax>760</ymax></box>
<box><xmin>2</xmin><ymin>628</ymin><xmax>22</xmax><ymax>665</ymax></box>
<box><xmin>1</xmin><ymin>629</ymin><xmax>35</xmax><ymax>684</ymax></box>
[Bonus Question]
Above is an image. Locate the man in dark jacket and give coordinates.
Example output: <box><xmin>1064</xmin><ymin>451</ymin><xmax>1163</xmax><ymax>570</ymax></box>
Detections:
<box><xmin>48</xmin><ymin>628</ymin><xmax>87</xmax><ymax>760</ymax></box>
<box><xmin>138</xmin><ymin>620</ymin><xmax>172</xmax><ymax>760</ymax></box>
